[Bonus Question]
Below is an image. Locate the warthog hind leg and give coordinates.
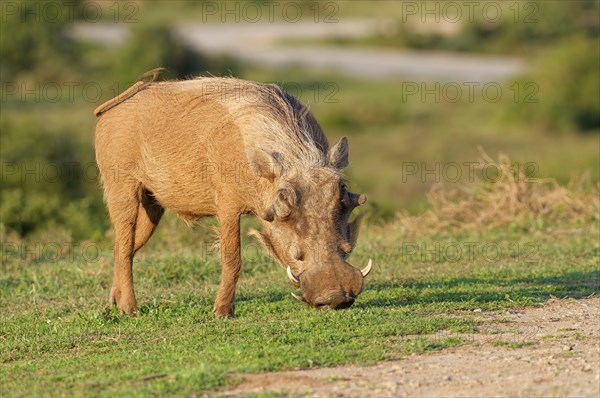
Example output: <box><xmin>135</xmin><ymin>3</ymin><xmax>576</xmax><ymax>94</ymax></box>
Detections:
<box><xmin>106</xmin><ymin>183</ymin><xmax>142</xmax><ymax>315</ymax></box>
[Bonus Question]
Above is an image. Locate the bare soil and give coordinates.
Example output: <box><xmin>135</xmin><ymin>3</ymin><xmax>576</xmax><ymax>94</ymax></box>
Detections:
<box><xmin>220</xmin><ymin>297</ymin><xmax>600</xmax><ymax>397</ymax></box>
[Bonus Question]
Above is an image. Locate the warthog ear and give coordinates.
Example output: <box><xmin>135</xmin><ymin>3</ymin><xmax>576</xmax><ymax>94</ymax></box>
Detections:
<box><xmin>329</xmin><ymin>137</ymin><xmax>349</xmax><ymax>169</ymax></box>
<box><xmin>248</xmin><ymin>150</ymin><xmax>284</xmax><ymax>181</ymax></box>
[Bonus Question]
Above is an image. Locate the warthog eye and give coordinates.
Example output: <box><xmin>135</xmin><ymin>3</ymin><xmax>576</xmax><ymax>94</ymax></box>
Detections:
<box><xmin>340</xmin><ymin>184</ymin><xmax>349</xmax><ymax>206</ymax></box>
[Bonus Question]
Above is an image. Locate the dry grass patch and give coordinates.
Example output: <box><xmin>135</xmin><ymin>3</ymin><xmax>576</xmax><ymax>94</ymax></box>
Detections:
<box><xmin>395</xmin><ymin>149</ymin><xmax>598</xmax><ymax>235</ymax></box>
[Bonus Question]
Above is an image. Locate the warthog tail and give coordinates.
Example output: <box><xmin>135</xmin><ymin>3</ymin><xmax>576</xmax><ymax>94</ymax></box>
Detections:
<box><xmin>93</xmin><ymin>67</ymin><xmax>164</xmax><ymax>117</ymax></box>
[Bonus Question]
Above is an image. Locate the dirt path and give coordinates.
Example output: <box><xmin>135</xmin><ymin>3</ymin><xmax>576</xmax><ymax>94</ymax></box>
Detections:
<box><xmin>220</xmin><ymin>297</ymin><xmax>600</xmax><ymax>397</ymax></box>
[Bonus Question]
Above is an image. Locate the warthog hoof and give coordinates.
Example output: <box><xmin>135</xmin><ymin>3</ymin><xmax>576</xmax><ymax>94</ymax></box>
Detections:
<box><xmin>110</xmin><ymin>286</ymin><xmax>138</xmax><ymax>316</ymax></box>
<box><xmin>214</xmin><ymin>303</ymin><xmax>234</xmax><ymax>319</ymax></box>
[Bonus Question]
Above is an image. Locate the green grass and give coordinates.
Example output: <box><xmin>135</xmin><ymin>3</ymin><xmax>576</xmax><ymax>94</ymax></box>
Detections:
<box><xmin>1</xmin><ymin>221</ymin><xmax>598</xmax><ymax>396</ymax></box>
<box><xmin>491</xmin><ymin>340</ymin><xmax>536</xmax><ymax>349</ymax></box>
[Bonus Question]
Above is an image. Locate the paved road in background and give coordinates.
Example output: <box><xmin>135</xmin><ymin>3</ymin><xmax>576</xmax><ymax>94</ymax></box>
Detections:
<box><xmin>71</xmin><ymin>21</ymin><xmax>525</xmax><ymax>82</ymax></box>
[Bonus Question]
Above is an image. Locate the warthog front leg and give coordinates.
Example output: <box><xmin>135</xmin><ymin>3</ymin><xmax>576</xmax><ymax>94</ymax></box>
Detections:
<box><xmin>214</xmin><ymin>210</ymin><xmax>242</xmax><ymax>318</ymax></box>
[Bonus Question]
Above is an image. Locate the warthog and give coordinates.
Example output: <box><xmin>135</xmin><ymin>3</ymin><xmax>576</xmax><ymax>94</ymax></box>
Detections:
<box><xmin>94</xmin><ymin>69</ymin><xmax>372</xmax><ymax>318</ymax></box>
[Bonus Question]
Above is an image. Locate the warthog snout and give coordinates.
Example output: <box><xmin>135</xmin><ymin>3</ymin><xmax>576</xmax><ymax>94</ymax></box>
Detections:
<box><xmin>289</xmin><ymin>259</ymin><xmax>373</xmax><ymax>309</ymax></box>
<box><xmin>314</xmin><ymin>291</ymin><xmax>356</xmax><ymax>310</ymax></box>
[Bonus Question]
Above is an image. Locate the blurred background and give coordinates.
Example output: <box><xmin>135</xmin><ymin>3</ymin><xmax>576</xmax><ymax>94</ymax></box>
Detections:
<box><xmin>1</xmin><ymin>0</ymin><xmax>598</xmax><ymax>243</ymax></box>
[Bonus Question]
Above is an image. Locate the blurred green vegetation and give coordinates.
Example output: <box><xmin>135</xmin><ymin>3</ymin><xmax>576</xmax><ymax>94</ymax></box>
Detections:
<box><xmin>324</xmin><ymin>1</ymin><xmax>599</xmax><ymax>56</ymax></box>
<box><xmin>0</xmin><ymin>1</ymin><xmax>598</xmax><ymax>241</ymax></box>
<box><xmin>0</xmin><ymin>0</ymin><xmax>82</xmax><ymax>82</ymax></box>
<box><xmin>508</xmin><ymin>35</ymin><xmax>599</xmax><ymax>131</ymax></box>
<box><xmin>447</xmin><ymin>0</ymin><xmax>599</xmax><ymax>54</ymax></box>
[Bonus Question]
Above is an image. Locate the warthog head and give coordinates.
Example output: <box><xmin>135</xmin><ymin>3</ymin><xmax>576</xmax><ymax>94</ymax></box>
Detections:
<box><xmin>250</xmin><ymin>137</ymin><xmax>372</xmax><ymax>310</ymax></box>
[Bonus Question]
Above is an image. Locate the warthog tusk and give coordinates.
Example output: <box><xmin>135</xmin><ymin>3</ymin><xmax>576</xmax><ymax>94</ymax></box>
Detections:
<box><xmin>291</xmin><ymin>292</ymin><xmax>303</xmax><ymax>302</ymax></box>
<box><xmin>361</xmin><ymin>259</ymin><xmax>373</xmax><ymax>277</ymax></box>
<box><xmin>287</xmin><ymin>266</ymin><xmax>300</xmax><ymax>287</ymax></box>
